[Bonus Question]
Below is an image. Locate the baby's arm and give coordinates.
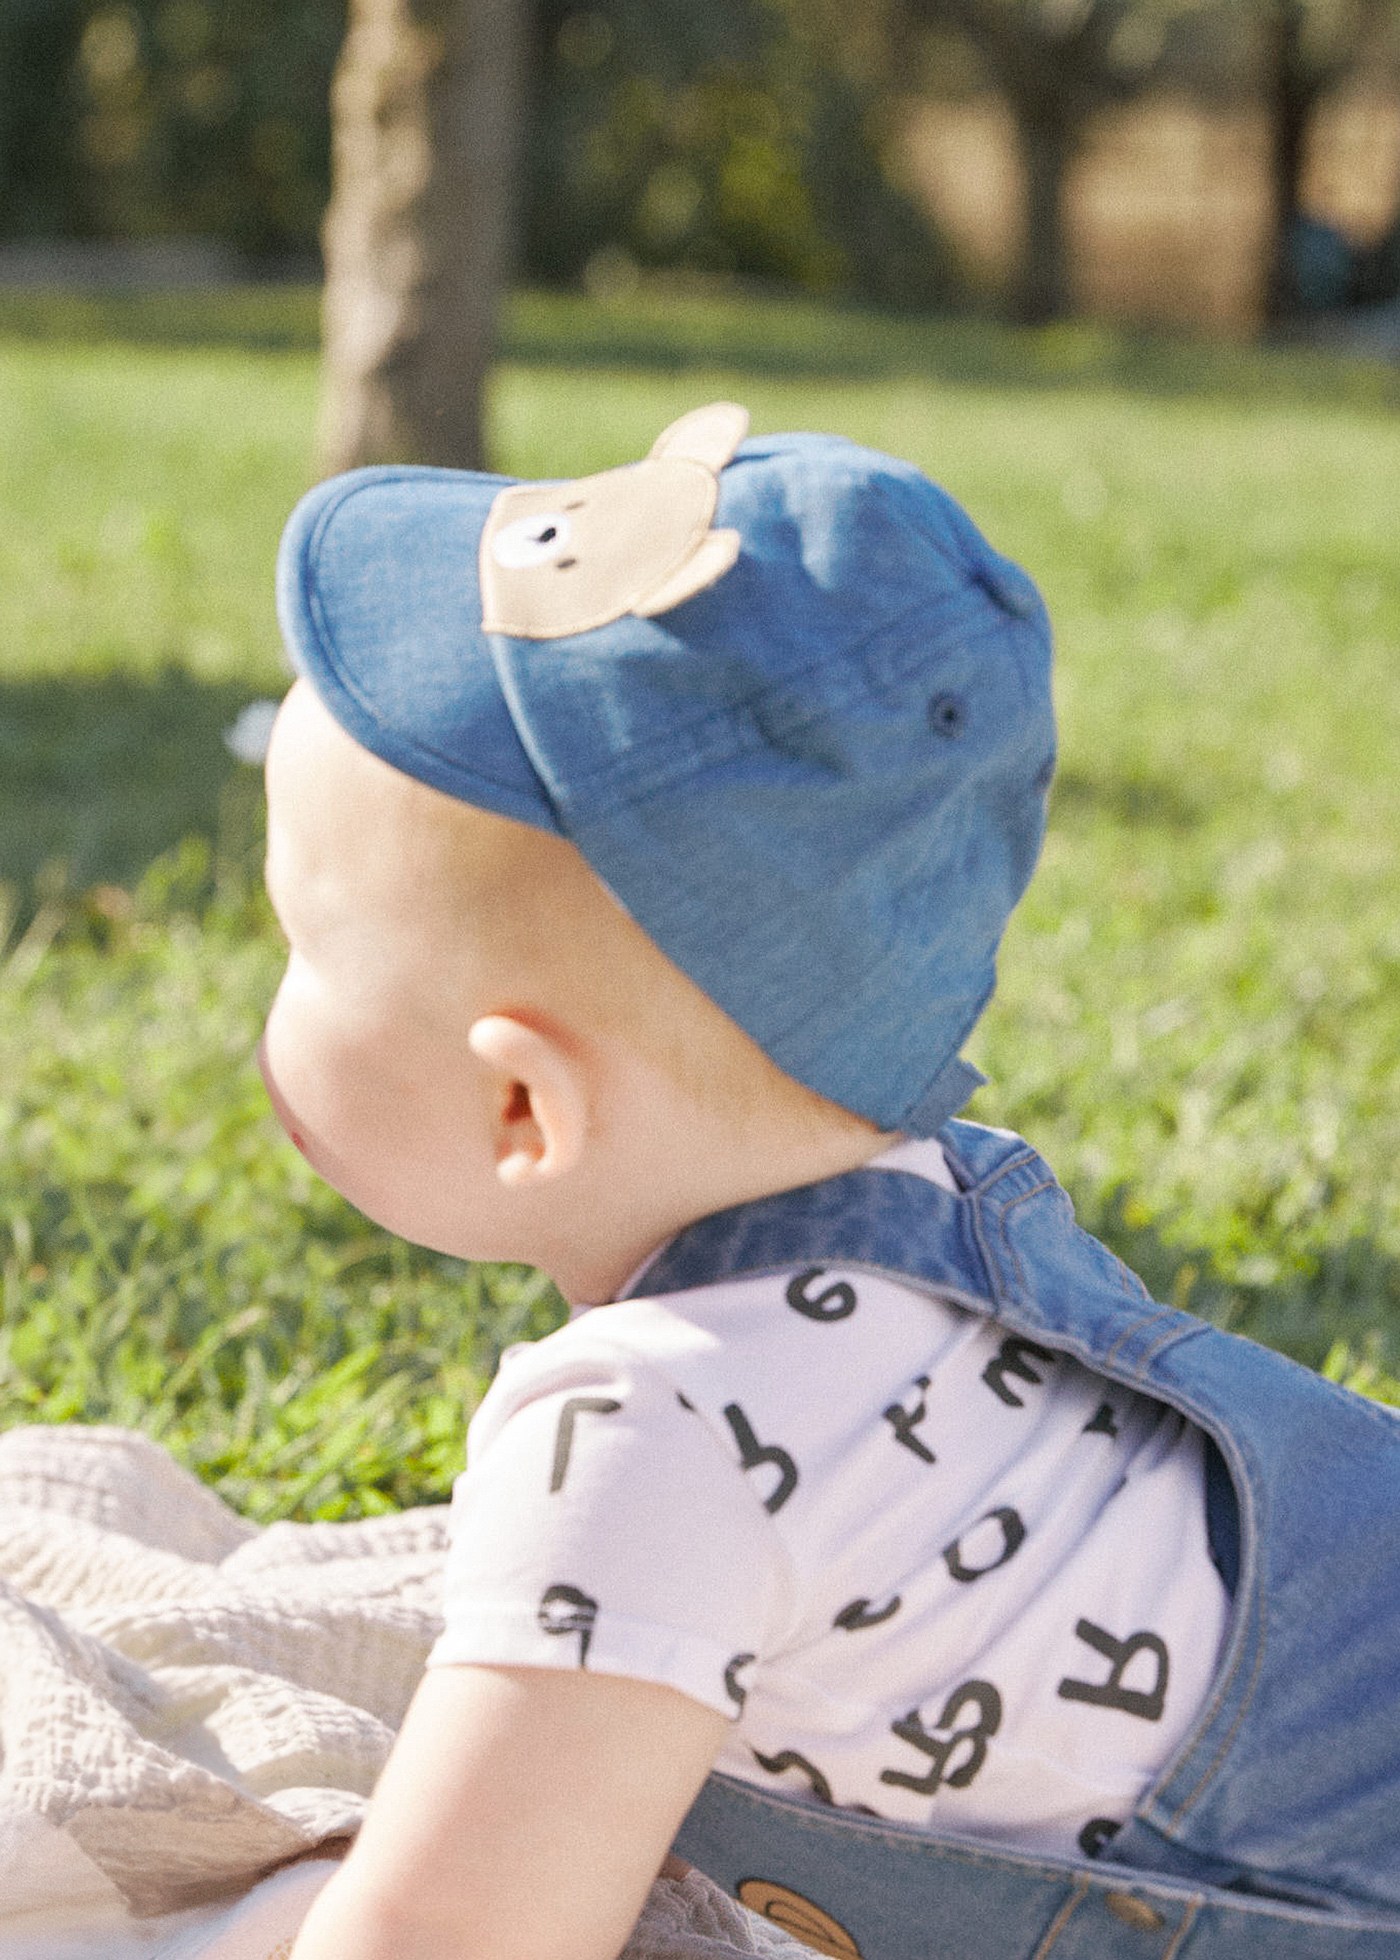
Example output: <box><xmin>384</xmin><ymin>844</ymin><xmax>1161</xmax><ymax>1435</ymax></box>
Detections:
<box><xmin>290</xmin><ymin>1662</ymin><xmax>729</xmax><ymax>1960</ymax></box>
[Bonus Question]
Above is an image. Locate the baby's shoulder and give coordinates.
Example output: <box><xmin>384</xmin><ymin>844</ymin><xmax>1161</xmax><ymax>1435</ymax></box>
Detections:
<box><xmin>476</xmin><ymin>1262</ymin><xmax>981</xmax><ymax>1458</ymax></box>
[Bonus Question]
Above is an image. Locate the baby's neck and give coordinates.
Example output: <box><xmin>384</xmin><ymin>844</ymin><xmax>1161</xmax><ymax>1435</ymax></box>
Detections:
<box><xmin>553</xmin><ymin>1083</ymin><xmax>898</xmax><ymax>1306</ymax></box>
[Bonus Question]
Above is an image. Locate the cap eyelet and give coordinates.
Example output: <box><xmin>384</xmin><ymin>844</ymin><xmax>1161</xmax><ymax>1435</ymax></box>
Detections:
<box><xmin>929</xmin><ymin>694</ymin><xmax>967</xmax><ymax>737</ymax></box>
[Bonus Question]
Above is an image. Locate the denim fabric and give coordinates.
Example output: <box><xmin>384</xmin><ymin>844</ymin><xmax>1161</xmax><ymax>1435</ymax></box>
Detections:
<box><xmin>626</xmin><ymin>1122</ymin><xmax>1400</xmax><ymax>1958</ymax></box>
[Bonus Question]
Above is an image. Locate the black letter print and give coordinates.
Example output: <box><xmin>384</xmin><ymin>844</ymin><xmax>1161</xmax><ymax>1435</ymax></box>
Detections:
<box><xmin>723</xmin><ymin>1403</ymin><xmax>799</xmax><ymax>1513</ymax></box>
<box><xmin>834</xmin><ymin>1594</ymin><xmax>902</xmax><ymax>1631</ymax></box>
<box><xmin>1078</xmin><ymin>1817</ymin><xmax>1122</xmax><ymax>1860</ymax></box>
<box><xmin>880</xmin><ymin>1680</ymin><xmax>1002</xmax><ymax>1796</ymax></box>
<box><xmin>753</xmin><ymin>1748</ymin><xmax>834</xmax><ymax>1805</ymax></box>
<box><xmin>549</xmin><ymin>1396</ymin><xmax>623</xmax><ymax>1492</ymax></box>
<box><xmin>724</xmin><ymin>1652</ymin><xmax>755</xmax><ymax>1712</ymax></box>
<box><xmin>537</xmin><ymin>1583</ymin><xmax>599</xmax><ymax>1668</ymax></box>
<box><xmin>1082</xmin><ymin>1401</ymin><xmax>1119</xmax><ymax>1438</ymax></box>
<box><xmin>981</xmin><ymin>1336</ymin><xmax>1058</xmax><ymax>1409</ymax></box>
<box><xmin>883</xmin><ymin>1376</ymin><xmax>936</xmax><ymax>1464</ymax></box>
<box><xmin>785</xmin><ymin>1268</ymin><xmax>857</xmax><ymax>1323</ymax></box>
<box><xmin>1058</xmin><ymin>1620</ymin><xmax>1169</xmax><ymax>1722</ymax></box>
<box><xmin>941</xmin><ymin>1506</ymin><xmax>1026</xmax><ymax>1584</ymax></box>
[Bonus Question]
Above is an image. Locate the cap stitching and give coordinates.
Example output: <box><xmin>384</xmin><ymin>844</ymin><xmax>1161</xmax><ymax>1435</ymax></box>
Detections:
<box><xmin>554</xmin><ymin>600</ymin><xmax>1044</xmax><ymax>821</ymax></box>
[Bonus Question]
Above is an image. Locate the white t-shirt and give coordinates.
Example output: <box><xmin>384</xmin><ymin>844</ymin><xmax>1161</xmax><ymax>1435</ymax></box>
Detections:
<box><xmin>431</xmin><ymin>1141</ymin><xmax>1231</xmax><ymax>1860</ymax></box>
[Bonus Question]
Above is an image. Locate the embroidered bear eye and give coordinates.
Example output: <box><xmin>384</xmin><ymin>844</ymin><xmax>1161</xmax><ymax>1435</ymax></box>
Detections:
<box><xmin>490</xmin><ymin>510</ymin><xmax>574</xmax><ymax>569</ymax></box>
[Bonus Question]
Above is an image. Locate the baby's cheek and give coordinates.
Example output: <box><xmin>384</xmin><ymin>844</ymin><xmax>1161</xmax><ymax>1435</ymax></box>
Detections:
<box><xmin>257</xmin><ymin>1028</ymin><xmax>307</xmax><ymax>1156</ymax></box>
<box><xmin>258</xmin><ymin>971</ymin><xmax>363</xmax><ymax>1171</ymax></box>
<box><xmin>259</xmin><ymin>978</ymin><xmax>420</xmax><ymax>1215</ymax></box>
<box><xmin>258</xmin><ymin>987</ymin><xmax>321</xmax><ymax>1161</ymax></box>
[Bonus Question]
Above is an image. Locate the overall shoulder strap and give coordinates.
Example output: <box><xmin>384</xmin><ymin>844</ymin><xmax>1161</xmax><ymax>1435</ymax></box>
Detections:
<box><xmin>638</xmin><ymin>1124</ymin><xmax>1400</xmax><ymax>1927</ymax></box>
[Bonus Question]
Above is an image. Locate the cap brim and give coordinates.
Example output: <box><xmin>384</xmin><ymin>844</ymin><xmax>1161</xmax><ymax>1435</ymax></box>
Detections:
<box><xmin>275</xmin><ymin>466</ymin><xmax>563</xmax><ymax>834</ymax></box>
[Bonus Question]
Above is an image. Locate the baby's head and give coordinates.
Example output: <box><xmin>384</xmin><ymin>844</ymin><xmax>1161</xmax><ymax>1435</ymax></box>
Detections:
<box><xmin>262</xmin><ymin>405</ymin><xmax>1055</xmax><ymax>1298</ymax></box>
<box><xmin>261</xmin><ymin>673</ymin><xmax>874</xmax><ymax>1297</ymax></box>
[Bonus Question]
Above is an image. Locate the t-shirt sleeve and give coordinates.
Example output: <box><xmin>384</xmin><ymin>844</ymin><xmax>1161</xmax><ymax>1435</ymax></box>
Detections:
<box><xmin>428</xmin><ymin>1338</ymin><xmax>790</xmax><ymax>1718</ymax></box>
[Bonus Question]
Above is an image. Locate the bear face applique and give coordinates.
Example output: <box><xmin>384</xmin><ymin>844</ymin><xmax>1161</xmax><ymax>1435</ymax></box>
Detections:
<box><xmin>480</xmin><ymin>402</ymin><xmax>748</xmax><ymax>639</ymax></box>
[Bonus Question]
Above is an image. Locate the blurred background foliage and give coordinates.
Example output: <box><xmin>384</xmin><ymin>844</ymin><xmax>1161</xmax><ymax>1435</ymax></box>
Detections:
<box><xmin>2</xmin><ymin>1</ymin><xmax>1399</xmax><ymax>321</ymax></box>
<box><xmin>0</xmin><ymin>0</ymin><xmax>342</xmax><ymax>256</ymax></box>
<box><xmin>523</xmin><ymin>0</ymin><xmax>954</xmax><ymax>304</ymax></box>
<box><xmin>0</xmin><ymin>0</ymin><xmax>955</xmax><ymax>303</ymax></box>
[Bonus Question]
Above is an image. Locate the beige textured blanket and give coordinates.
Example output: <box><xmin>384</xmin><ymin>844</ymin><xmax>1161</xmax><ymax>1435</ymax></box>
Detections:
<box><xmin>0</xmin><ymin>1425</ymin><xmax>800</xmax><ymax>1960</ymax></box>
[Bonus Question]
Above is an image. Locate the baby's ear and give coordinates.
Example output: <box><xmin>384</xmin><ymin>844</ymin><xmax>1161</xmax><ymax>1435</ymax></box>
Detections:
<box><xmin>469</xmin><ymin>1015</ymin><xmax>587</xmax><ymax>1186</ymax></box>
<box><xmin>648</xmin><ymin>402</ymin><xmax>749</xmax><ymax>473</ymax></box>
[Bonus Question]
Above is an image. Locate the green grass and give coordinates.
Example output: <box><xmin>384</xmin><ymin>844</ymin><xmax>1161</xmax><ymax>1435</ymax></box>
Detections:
<box><xmin>4</xmin><ymin>279</ymin><xmax>1397</xmax><ymax>412</ymax></box>
<box><xmin>2</xmin><ymin>283</ymin><xmax>1398</xmax><ymax>1520</ymax></box>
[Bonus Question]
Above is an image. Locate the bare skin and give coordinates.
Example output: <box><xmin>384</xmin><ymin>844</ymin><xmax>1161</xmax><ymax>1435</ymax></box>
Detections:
<box><xmin>288</xmin><ymin>1668</ymin><xmax>728</xmax><ymax>1960</ymax></box>
<box><xmin>262</xmin><ymin>683</ymin><xmax>893</xmax><ymax>1960</ymax></box>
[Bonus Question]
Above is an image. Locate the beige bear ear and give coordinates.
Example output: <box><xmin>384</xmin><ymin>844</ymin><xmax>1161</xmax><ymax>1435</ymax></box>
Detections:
<box><xmin>633</xmin><ymin>528</ymin><xmax>741</xmax><ymax>619</ymax></box>
<box><xmin>648</xmin><ymin>402</ymin><xmax>750</xmax><ymax>474</ymax></box>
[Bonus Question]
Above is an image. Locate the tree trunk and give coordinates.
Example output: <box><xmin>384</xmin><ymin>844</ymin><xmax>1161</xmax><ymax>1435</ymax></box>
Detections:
<box><xmin>318</xmin><ymin>0</ymin><xmax>523</xmax><ymax>475</ymax></box>
<box><xmin>1013</xmin><ymin>109</ymin><xmax>1079</xmax><ymax>326</ymax></box>
<box><xmin>1261</xmin><ymin>0</ymin><xmax>1311</xmax><ymax>325</ymax></box>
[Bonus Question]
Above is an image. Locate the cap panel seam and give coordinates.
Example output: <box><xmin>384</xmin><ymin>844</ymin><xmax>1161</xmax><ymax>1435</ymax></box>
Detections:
<box><xmin>553</xmin><ymin>600</ymin><xmax>1045</xmax><ymax>821</ymax></box>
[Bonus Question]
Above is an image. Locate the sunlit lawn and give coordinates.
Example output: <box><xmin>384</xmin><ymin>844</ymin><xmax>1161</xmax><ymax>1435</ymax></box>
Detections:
<box><xmin>2</xmin><ymin>284</ymin><xmax>1398</xmax><ymax>1520</ymax></box>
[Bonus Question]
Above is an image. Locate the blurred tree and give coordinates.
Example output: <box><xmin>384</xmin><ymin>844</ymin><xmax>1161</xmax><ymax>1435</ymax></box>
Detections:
<box><xmin>1355</xmin><ymin>201</ymin><xmax>1400</xmax><ymax>303</ymax></box>
<box><xmin>781</xmin><ymin>0</ymin><xmax>963</xmax><ymax>306</ymax></box>
<box><xmin>1256</xmin><ymin>0</ymin><xmax>1396</xmax><ymax>321</ymax></box>
<box><xmin>318</xmin><ymin>0</ymin><xmax>523</xmax><ymax>471</ymax></box>
<box><xmin>48</xmin><ymin>0</ymin><xmax>343</xmax><ymax>255</ymax></box>
<box><xmin>525</xmin><ymin>0</ymin><xmax>953</xmax><ymax>304</ymax></box>
<box><xmin>0</xmin><ymin>0</ymin><xmax>955</xmax><ymax>310</ymax></box>
<box><xmin>0</xmin><ymin>0</ymin><xmax>89</xmax><ymax>237</ymax></box>
<box><xmin>892</xmin><ymin>0</ymin><xmax>1204</xmax><ymax>322</ymax></box>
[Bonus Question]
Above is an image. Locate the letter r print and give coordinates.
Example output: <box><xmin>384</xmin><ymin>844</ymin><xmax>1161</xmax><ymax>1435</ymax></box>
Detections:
<box><xmin>1058</xmin><ymin>1620</ymin><xmax>1169</xmax><ymax>1722</ymax></box>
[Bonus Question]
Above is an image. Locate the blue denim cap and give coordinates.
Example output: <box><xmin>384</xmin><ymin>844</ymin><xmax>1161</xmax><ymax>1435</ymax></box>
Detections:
<box><xmin>275</xmin><ymin>408</ymin><xmax>1055</xmax><ymax>1137</ymax></box>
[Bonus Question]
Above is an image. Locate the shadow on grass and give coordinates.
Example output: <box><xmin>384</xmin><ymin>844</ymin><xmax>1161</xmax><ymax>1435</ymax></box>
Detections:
<box><xmin>0</xmin><ymin>668</ymin><xmax>267</xmax><ymax>926</ymax></box>
<box><xmin>1052</xmin><ymin>768</ymin><xmax>1205</xmax><ymax>834</ymax></box>
<box><xmin>2</xmin><ymin>284</ymin><xmax>1396</xmax><ymax>414</ymax></box>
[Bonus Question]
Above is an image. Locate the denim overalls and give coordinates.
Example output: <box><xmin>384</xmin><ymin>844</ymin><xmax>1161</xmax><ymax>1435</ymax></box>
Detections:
<box><xmin>624</xmin><ymin>1121</ymin><xmax>1400</xmax><ymax>1959</ymax></box>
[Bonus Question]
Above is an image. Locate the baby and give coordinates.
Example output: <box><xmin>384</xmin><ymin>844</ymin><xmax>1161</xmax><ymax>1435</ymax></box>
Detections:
<box><xmin>262</xmin><ymin>405</ymin><xmax>1400</xmax><ymax>1960</ymax></box>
